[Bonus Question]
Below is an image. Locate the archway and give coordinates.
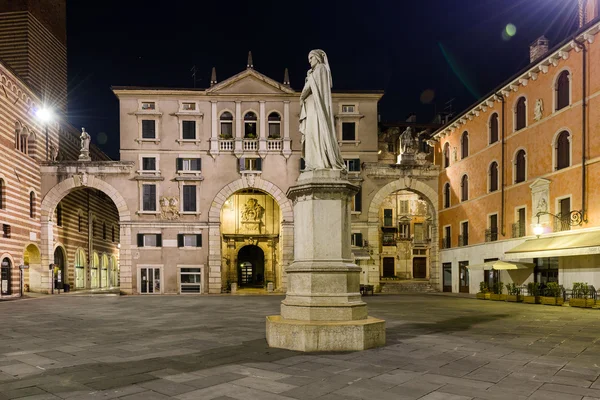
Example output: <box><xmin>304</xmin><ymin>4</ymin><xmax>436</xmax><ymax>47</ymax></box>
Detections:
<box><xmin>101</xmin><ymin>254</ymin><xmax>109</xmax><ymax>288</ymax></box>
<box><xmin>1</xmin><ymin>256</ymin><xmax>12</xmax><ymax>295</ymax></box>
<box><xmin>237</xmin><ymin>245</ymin><xmax>265</xmax><ymax>287</ymax></box>
<box><xmin>39</xmin><ymin>176</ymin><xmax>131</xmax><ymax>294</ymax></box>
<box><xmin>53</xmin><ymin>246</ymin><xmax>66</xmax><ymax>290</ymax></box>
<box><xmin>91</xmin><ymin>252</ymin><xmax>99</xmax><ymax>288</ymax></box>
<box><xmin>208</xmin><ymin>177</ymin><xmax>293</xmax><ymax>294</ymax></box>
<box><xmin>23</xmin><ymin>244</ymin><xmax>41</xmax><ymax>293</ymax></box>
<box><xmin>368</xmin><ymin>179</ymin><xmax>440</xmax><ymax>289</ymax></box>
<box><xmin>74</xmin><ymin>248</ymin><xmax>86</xmax><ymax>289</ymax></box>
<box><xmin>110</xmin><ymin>255</ymin><xmax>119</xmax><ymax>287</ymax></box>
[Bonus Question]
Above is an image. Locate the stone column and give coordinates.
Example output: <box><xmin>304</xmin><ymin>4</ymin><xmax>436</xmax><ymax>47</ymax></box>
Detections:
<box><xmin>259</xmin><ymin>101</ymin><xmax>267</xmax><ymax>157</ymax></box>
<box><xmin>119</xmin><ymin>224</ymin><xmax>133</xmax><ymax>294</ymax></box>
<box><xmin>38</xmin><ymin>220</ymin><xmax>54</xmax><ymax>293</ymax></box>
<box><xmin>282</xmin><ymin>101</ymin><xmax>292</xmax><ymax>159</ymax></box>
<box><xmin>234</xmin><ymin>101</ymin><xmax>243</xmax><ymax>158</ymax></box>
<box><xmin>209</xmin><ymin>101</ymin><xmax>219</xmax><ymax>157</ymax></box>
<box><xmin>266</xmin><ymin>170</ymin><xmax>385</xmax><ymax>352</ymax></box>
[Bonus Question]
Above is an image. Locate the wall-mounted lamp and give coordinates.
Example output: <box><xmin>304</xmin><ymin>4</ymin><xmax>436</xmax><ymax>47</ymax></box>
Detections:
<box><xmin>533</xmin><ymin>210</ymin><xmax>584</xmax><ymax>238</ymax></box>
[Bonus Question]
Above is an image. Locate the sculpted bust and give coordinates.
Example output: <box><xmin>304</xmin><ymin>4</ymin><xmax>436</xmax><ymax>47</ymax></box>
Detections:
<box><xmin>299</xmin><ymin>49</ymin><xmax>345</xmax><ymax>171</ymax></box>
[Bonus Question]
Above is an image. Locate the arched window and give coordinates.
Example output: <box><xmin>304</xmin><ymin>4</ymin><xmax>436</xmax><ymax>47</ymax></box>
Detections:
<box><xmin>56</xmin><ymin>203</ymin><xmax>62</xmax><ymax>226</ymax></box>
<box><xmin>443</xmin><ymin>183</ymin><xmax>451</xmax><ymax>208</ymax></box>
<box><xmin>0</xmin><ymin>179</ymin><xmax>4</xmax><ymax>210</ymax></box>
<box><xmin>29</xmin><ymin>191</ymin><xmax>35</xmax><ymax>218</ymax></box>
<box><xmin>489</xmin><ymin>113</ymin><xmax>499</xmax><ymax>144</ymax></box>
<box><xmin>443</xmin><ymin>143</ymin><xmax>450</xmax><ymax>168</ymax></box>
<box><xmin>461</xmin><ymin>131</ymin><xmax>469</xmax><ymax>159</ymax></box>
<box><xmin>219</xmin><ymin>111</ymin><xmax>233</xmax><ymax>138</ymax></box>
<box><xmin>244</xmin><ymin>112</ymin><xmax>257</xmax><ymax>138</ymax></box>
<box><xmin>556</xmin><ymin>130</ymin><xmax>570</xmax><ymax>170</ymax></box>
<box><xmin>267</xmin><ymin>112</ymin><xmax>281</xmax><ymax>138</ymax></box>
<box><xmin>461</xmin><ymin>175</ymin><xmax>469</xmax><ymax>202</ymax></box>
<box><xmin>515</xmin><ymin>97</ymin><xmax>526</xmax><ymax>131</ymax></box>
<box><xmin>515</xmin><ymin>149</ymin><xmax>526</xmax><ymax>183</ymax></box>
<box><xmin>489</xmin><ymin>162</ymin><xmax>499</xmax><ymax>192</ymax></box>
<box><xmin>556</xmin><ymin>70</ymin><xmax>570</xmax><ymax>111</ymax></box>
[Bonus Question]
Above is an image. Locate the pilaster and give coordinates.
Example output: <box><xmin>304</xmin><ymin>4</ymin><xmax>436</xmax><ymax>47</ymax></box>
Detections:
<box><xmin>283</xmin><ymin>101</ymin><xmax>292</xmax><ymax>159</ymax></box>
<box><xmin>234</xmin><ymin>101</ymin><xmax>243</xmax><ymax>158</ymax></box>
<box><xmin>210</xmin><ymin>100</ymin><xmax>219</xmax><ymax>158</ymax></box>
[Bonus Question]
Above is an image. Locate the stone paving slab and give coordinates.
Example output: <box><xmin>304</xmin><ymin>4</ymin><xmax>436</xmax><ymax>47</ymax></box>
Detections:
<box><xmin>1</xmin><ymin>294</ymin><xmax>600</xmax><ymax>399</ymax></box>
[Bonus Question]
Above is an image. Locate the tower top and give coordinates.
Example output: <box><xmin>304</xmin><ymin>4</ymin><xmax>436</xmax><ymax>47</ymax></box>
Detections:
<box><xmin>247</xmin><ymin>51</ymin><xmax>254</xmax><ymax>69</ymax></box>
<box><xmin>210</xmin><ymin>67</ymin><xmax>217</xmax><ymax>86</ymax></box>
<box><xmin>283</xmin><ymin>68</ymin><xmax>290</xmax><ymax>86</ymax></box>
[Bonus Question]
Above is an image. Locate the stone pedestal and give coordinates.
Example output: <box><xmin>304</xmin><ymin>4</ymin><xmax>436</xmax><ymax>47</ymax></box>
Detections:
<box><xmin>266</xmin><ymin>169</ymin><xmax>385</xmax><ymax>352</ymax></box>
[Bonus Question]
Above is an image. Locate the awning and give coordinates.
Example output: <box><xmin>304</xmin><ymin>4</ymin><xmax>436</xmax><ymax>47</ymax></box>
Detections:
<box><xmin>505</xmin><ymin>231</ymin><xmax>600</xmax><ymax>259</ymax></box>
<box><xmin>467</xmin><ymin>260</ymin><xmax>534</xmax><ymax>270</ymax></box>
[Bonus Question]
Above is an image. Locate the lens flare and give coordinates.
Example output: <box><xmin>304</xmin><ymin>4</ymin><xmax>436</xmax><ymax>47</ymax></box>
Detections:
<box><xmin>505</xmin><ymin>23</ymin><xmax>517</xmax><ymax>37</ymax></box>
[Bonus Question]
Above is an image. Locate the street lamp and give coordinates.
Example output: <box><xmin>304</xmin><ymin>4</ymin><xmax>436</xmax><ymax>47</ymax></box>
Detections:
<box><xmin>533</xmin><ymin>210</ymin><xmax>584</xmax><ymax>238</ymax></box>
<box><xmin>35</xmin><ymin>107</ymin><xmax>54</xmax><ymax>161</ymax></box>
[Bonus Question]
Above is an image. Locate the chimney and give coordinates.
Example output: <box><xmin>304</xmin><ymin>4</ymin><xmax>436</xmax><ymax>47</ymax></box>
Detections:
<box><xmin>530</xmin><ymin>36</ymin><xmax>549</xmax><ymax>63</ymax></box>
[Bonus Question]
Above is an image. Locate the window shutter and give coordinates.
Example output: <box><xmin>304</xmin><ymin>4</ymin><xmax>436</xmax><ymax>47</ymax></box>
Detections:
<box><xmin>196</xmin><ymin>234</ymin><xmax>202</xmax><ymax>247</ymax></box>
<box><xmin>255</xmin><ymin>158</ymin><xmax>262</xmax><ymax>171</ymax></box>
<box><xmin>355</xmin><ymin>188</ymin><xmax>362</xmax><ymax>212</ymax></box>
<box><xmin>196</xmin><ymin>158</ymin><xmax>202</xmax><ymax>171</ymax></box>
<box><xmin>176</xmin><ymin>158</ymin><xmax>183</xmax><ymax>171</ymax></box>
<box><xmin>239</xmin><ymin>158</ymin><xmax>245</xmax><ymax>171</ymax></box>
<box><xmin>137</xmin><ymin>234</ymin><xmax>144</xmax><ymax>247</ymax></box>
<box><xmin>356</xmin><ymin>233</ymin><xmax>363</xmax><ymax>247</ymax></box>
<box><xmin>177</xmin><ymin>234</ymin><xmax>183</xmax><ymax>248</ymax></box>
<box><xmin>156</xmin><ymin>234</ymin><xmax>162</xmax><ymax>247</ymax></box>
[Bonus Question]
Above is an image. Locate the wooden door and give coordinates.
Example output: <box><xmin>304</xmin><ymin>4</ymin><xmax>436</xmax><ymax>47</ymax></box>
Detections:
<box><xmin>382</xmin><ymin>257</ymin><xmax>395</xmax><ymax>277</ymax></box>
<box><xmin>412</xmin><ymin>257</ymin><xmax>427</xmax><ymax>279</ymax></box>
<box><xmin>442</xmin><ymin>263</ymin><xmax>452</xmax><ymax>292</ymax></box>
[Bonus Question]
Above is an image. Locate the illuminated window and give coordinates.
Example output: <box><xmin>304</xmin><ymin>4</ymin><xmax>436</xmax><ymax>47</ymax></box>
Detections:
<box><xmin>244</xmin><ymin>112</ymin><xmax>258</xmax><ymax>138</ymax></box>
<box><xmin>268</xmin><ymin>112</ymin><xmax>281</xmax><ymax>138</ymax></box>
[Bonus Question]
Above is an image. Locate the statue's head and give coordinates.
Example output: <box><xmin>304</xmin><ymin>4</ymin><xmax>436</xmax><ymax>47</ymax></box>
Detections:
<box><xmin>308</xmin><ymin>49</ymin><xmax>326</xmax><ymax>69</ymax></box>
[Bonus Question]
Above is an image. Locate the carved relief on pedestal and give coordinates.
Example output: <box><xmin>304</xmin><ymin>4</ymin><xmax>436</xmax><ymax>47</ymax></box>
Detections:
<box><xmin>160</xmin><ymin>196</ymin><xmax>180</xmax><ymax>220</ymax></box>
<box><xmin>73</xmin><ymin>172</ymin><xmax>88</xmax><ymax>187</ymax></box>
<box><xmin>241</xmin><ymin>198</ymin><xmax>264</xmax><ymax>234</ymax></box>
<box><xmin>530</xmin><ymin>178</ymin><xmax>551</xmax><ymax>226</ymax></box>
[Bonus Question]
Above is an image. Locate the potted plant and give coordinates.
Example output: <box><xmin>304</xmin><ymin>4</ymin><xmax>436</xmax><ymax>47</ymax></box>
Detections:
<box><xmin>569</xmin><ymin>282</ymin><xmax>595</xmax><ymax>308</ymax></box>
<box><xmin>219</xmin><ymin>133</ymin><xmax>233</xmax><ymax>139</ymax></box>
<box><xmin>541</xmin><ymin>282</ymin><xmax>564</xmax><ymax>306</ymax></box>
<box><xmin>524</xmin><ymin>282</ymin><xmax>541</xmax><ymax>304</ymax></box>
<box><xmin>490</xmin><ymin>281</ymin><xmax>506</xmax><ymax>301</ymax></box>
<box><xmin>476</xmin><ymin>281</ymin><xmax>491</xmax><ymax>300</ymax></box>
<box><xmin>506</xmin><ymin>283</ymin><xmax>523</xmax><ymax>302</ymax></box>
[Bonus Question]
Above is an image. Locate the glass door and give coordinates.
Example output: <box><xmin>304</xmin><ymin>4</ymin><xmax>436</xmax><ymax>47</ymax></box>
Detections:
<box><xmin>442</xmin><ymin>262</ymin><xmax>452</xmax><ymax>292</ymax></box>
<box><xmin>459</xmin><ymin>261</ymin><xmax>469</xmax><ymax>293</ymax></box>
<box><xmin>140</xmin><ymin>267</ymin><xmax>161</xmax><ymax>294</ymax></box>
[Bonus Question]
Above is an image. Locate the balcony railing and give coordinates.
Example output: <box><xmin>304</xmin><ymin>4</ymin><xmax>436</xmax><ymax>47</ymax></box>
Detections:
<box><xmin>485</xmin><ymin>228</ymin><xmax>498</xmax><ymax>242</ymax></box>
<box><xmin>458</xmin><ymin>234</ymin><xmax>469</xmax><ymax>247</ymax></box>
<box><xmin>512</xmin><ymin>222</ymin><xmax>526</xmax><ymax>238</ymax></box>
<box><xmin>441</xmin><ymin>236</ymin><xmax>451</xmax><ymax>249</ymax></box>
<box><xmin>267</xmin><ymin>139</ymin><xmax>282</xmax><ymax>151</ymax></box>
<box><xmin>554</xmin><ymin>214</ymin><xmax>572</xmax><ymax>232</ymax></box>
<box><xmin>243</xmin><ymin>139</ymin><xmax>258</xmax><ymax>151</ymax></box>
<box><xmin>219</xmin><ymin>139</ymin><xmax>233</xmax><ymax>151</ymax></box>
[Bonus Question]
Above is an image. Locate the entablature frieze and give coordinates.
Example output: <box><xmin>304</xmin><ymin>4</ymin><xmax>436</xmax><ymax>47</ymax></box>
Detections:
<box><xmin>362</xmin><ymin>162</ymin><xmax>439</xmax><ymax>180</ymax></box>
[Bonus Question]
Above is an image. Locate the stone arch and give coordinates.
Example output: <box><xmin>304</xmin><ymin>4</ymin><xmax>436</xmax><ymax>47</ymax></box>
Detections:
<box><xmin>367</xmin><ymin>179</ymin><xmax>440</xmax><ymax>289</ymax></box>
<box><xmin>207</xmin><ymin>177</ymin><xmax>294</xmax><ymax>294</ymax></box>
<box><xmin>38</xmin><ymin>176</ymin><xmax>132</xmax><ymax>293</ymax></box>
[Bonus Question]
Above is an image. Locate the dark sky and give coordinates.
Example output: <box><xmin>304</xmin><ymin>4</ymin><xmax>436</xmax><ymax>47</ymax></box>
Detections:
<box><xmin>65</xmin><ymin>0</ymin><xmax>579</xmax><ymax>160</ymax></box>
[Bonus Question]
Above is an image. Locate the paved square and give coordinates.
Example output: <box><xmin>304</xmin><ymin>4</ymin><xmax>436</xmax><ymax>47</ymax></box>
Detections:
<box><xmin>1</xmin><ymin>294</ymin><xmax>600</xmax><ymax>399</ymax></box>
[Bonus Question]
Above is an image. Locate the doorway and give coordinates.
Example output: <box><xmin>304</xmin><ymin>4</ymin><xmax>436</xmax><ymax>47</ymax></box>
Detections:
<box><xmin>140</xmin><ymin>267</ymin><xmax>161</xmax><ymax>294</ymax></box>
<box><xmin>75</xmin><ymin>249</ymin><xmax>86</xmax><ymax>289</ymax></box>
<box><xmin>442</xmin><ymin>262</ymin><xmax>452</xmax><ymax>292</ymax></box>
<box><xmin>1</xmin><ymin>257</ymin><xmax>12</xmax><ymax>295</ymax></box>
<box><xmin>53</xmin><ymin>247</ymin><xmax>66</xmax><ymax>290</ymax></box>
<box><xmin>459</xmin><ymin>261</ymin><xmax>469</xmax><ymax>293</ymax></box>
<box><xmin>412</xmin><ymin>257</ymin><xmax>427</xmax><ymax>279</ymax></box>
<box><xmin>382</xmin><ymin>257</ymin><xmax>395</xmax><ymax>277</ymax></box>
<box><xmin>237</xmin><ymin>245</ymin><xmax>265</xmax><ymax>287</ymax></box>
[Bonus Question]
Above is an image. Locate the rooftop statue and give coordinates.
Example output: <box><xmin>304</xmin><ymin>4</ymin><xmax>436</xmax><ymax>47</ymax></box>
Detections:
<box><xmin>299</xmin><ymin>49</ymin><xmax>345</xmax><ymax>170</ymax></box>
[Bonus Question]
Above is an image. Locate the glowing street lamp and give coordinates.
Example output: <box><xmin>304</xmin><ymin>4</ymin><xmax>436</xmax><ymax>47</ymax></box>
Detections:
<box><xmin>533</xmin><ymin>210</ymin><xmax>584</xmax><ymax>238</ymax></box>
<box><xmin>35</xmin><ymin>107</ymin><xmax>54</xmax><ymax>161</ymax></box>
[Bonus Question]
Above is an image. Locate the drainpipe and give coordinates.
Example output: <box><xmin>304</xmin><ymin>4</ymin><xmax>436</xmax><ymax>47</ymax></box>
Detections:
<box><xmin>574</xmin><ymin>38</ymin><xmax>588</xmax><ymax>221</ymax></box>
<box><xmin>496</xmin><ymin>93</ymin><xmax>506</xmax><ymax>237</ymax></box>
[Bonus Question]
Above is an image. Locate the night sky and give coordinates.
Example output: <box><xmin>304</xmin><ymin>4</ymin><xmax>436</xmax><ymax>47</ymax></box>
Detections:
<box><xmin>65</xmin><ymin>0</ymin><xmax>579</xmax><ymax>160</ymax></box>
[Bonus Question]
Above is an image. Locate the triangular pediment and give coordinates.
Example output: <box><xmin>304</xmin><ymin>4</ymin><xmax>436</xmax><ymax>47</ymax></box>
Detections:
<box><xmin>529</xmin><ymin>178</ymin><xmax>551</xmax><ymax>190</ymax></box>
<box><xmin>207</xmin><ymin>69</ymin><xmax>295</xmax><ymax>95</ymax></box>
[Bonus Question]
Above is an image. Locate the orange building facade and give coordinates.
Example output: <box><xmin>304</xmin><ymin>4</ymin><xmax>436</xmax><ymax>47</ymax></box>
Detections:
<box><xmin>433</xmin><ymin>2</ymin><xmax>600</xmax><ymax>294</ymax></box>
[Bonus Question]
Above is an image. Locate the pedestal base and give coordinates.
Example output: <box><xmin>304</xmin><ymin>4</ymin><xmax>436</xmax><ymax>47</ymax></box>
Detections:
<box><xmin>266</xmin><ymin>315</ymin><xmax>385</xmax><ymax>352</ymax></box>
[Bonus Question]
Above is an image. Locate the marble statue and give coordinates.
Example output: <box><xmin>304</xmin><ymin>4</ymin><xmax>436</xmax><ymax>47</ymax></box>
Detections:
<box><xmin>399</xmin><ymin>127</ymin><xmax>417</xmax><ymax>155</ymax></box>
<box><xmin>80</xmin><ymin>128</ymin><xmax>90</xmax><ymax>152</ymax></box>
<box><xmin>50</xmin><ymin>143</ymin><xmax>59</xmax><ymax>162</ymax></box>
<box><xmin>534</xmin><ymin>99</ymin><xmax>544</xmax><ymax>122</ymax></box>
<box><xmin>299</xmin><ymin>49</ymin><xmax>345</xmax><ymax>170</ymax></box>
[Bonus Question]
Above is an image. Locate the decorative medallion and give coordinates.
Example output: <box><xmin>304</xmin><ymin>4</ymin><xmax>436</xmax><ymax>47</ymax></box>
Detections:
<box><xmin>160</xmin><ymin>196</ymin><xmax>180</xmax><ymax>220</ymax></box>
<box><xmin>241</xmin><ymin>198</ymin><xmax>264</xmax><ymax>234</ymax></box>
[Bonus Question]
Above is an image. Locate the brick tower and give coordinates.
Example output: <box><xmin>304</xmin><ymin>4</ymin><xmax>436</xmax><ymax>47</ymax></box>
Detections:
<box><xmin>0</xmin><ymin>0</ymin><xmax>67</xmax><ymax>111</ymax></box>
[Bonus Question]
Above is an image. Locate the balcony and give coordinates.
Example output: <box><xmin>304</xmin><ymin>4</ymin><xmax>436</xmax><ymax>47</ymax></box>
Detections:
<box><xmin>267</xmin><ymin>139</ymin><xmax>282</xmax><ymax>151</ymax></box>
<box><xmin>554</xmin><ymin>214</ymin><xmax>572</xmax><ymax>232</ymax></box>
<box><xmin>458</xmin><ymin>234</ymin><xmax>469</xmax><ymax>247</ymax></box>
<box><xmin>512</xmin><ymin>222</ymin><xmax>526</xmax><ymax>238</ymax></box>
<box><xmin>485</xmin><ymin>228</ymin><xmax>498</xmax><ymax>242</ymax></box>
<box><xmin>243</xmin><ymin>139</ymin><xmax>258</xmax><ymax>151</ymax></box>
<box><xmin>441</xmin><ymin>236</ymin><xmax>451</xmax><ymax>249</ymax></box>
<box><xmin>219</xmin><ymin>139</ymin><xmax>233</xmax><ymax>151</ymax></box>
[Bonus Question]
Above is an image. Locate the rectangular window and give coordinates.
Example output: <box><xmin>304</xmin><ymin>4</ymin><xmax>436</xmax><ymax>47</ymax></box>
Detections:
<box><xmin>177</xmin><ymin>158</ymin><xmax>201</xmax><ymax>172</ymax></box>
<box><xmin>300</xmin><ymin>158</ymin><xmax>306</xmax><ymax>171</ymax></box>
<box><xmin>268</xmin><ymin>123</ymin><xmax>280</xmax><ymax>138</ymax></box>
<box><xmin>399</xmin><ymin>200</ymin><xmax>409</xmax><ymax>214</ymax></box>
<box><xmin>443</xmin><ymin>226</ymin><xmax>451</xmax><ymax>248</ymax></box>
<box><xmin>137</xmin><ymin>233</ymin><xmax>162</xmax><ymax>247</ymax></box>
<box><xmin>141</xmin><ymin>120</ymin><xmax>156</xmax><ymax>139</ymax></box>
<box><xmin>2</xmin><ymin>224</ymin><xmax>10</xmax><ymax>238</ymax></box>
<box><xmin>178</xmin><ymin>234</ymin><xmax>203</xmax><ymax>248</ymax></box>
<box><xmin>383</xmin><ymin>209</ymin><xmax>393</xmax><ymax>227</ymax></box>
<box><xmin>487</xmin><ymin>214</ymin><xmax>498</xmax><ymax>242</ymax></box>
<box><xmin>399</xmin><ymin>222</ymin><xmax>410</xmax><ymax>239</ymax></box>
<box><xmin>180</xmin><ymin>267</ymin><xmax>202</xmax><ymax>293</ymax></box>
<box><xmin>534</xmin><ymin>257</ymin><xmax>559</xmax><ymax>286</ymax></box>
<box><xmin>558</xmin><ymin>197</ymin><xmax>571</xmax><ymax>232</ymax></box>
<box><xmin>342</xmin><ymin>105</ymin><xmax>355</xmax><ymax>113</ymax></box>
<box><xmin>141</xmin><ymin>102</ymin><xmax>155</xmax><ymax>110</ymax></box>
<box><xmin>142</xmin><ymin>157</ymin><xmax>156</xmax><ymax>171</ymax></box>
<box><xmin>460</xmin><ymin>221</ymin><xmax>469</xmax><ymax>246</ymax></box>
<box><xmin>352</xmin><ymin>187</ymin><xmax>362</xmax><ymax>212</ymax></box>
<box><xmin>413</xmin><ymin>223</ymin><xmax>425</xmax><ymax>243</ymax></box>
<box><xmin>142</xmin><ymin>184</ymin><xmax>157</xmax><ymax>211</ymax></box>
<box><xmin>351</xmin><ymin>232</ymin><xmax>363</xmax><ymax>247</ymax></box>
<box><xmin>181</xmin><ymin>102</ymin><xmax>196</xmax><ymax>111</ymax></box>
<box><xmin>240</xmin><ymin>158</ymin><xmax>262</xmax><ymax>172</ymax></box>
<box><xmin>183</xmin><ymin>185</ymin><xmax>197</xmax><ymax>212</ymax></box>
<box><xmin>382</xmin><ymin>233</ymin><xmax>396</xmax><ymax>246</ymax></box>
<box><xmin>342</xmin><ymin>122</ymin><xmax>356</xmax><ymax>141</ymax></box>
<box><xmin>344</xmin><ymin>158</ymin><xmax>360</xmax><ymax>172</ymax></box>
<box><xmin>182</xmin><ymin>121</ymin><xmax>196</xmax><ymax>140</ymax></box>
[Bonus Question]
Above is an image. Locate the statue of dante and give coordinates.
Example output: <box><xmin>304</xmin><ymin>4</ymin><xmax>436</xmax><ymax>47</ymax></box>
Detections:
<box><xmin>399</xmin><ymin>127</ymin><xmax>415</xmax><ymax>155</ymax></box>
<box><xmin>299</xmin><ymin>49</ymin><xmax>345</xmax><ymax>170</ymax></box>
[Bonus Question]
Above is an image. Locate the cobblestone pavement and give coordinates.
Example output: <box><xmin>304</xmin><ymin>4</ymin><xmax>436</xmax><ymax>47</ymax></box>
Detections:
<box><xmin>1</xmin><ymin>294</ymin><xmax>600</xmax><ymax>399</ymax></box>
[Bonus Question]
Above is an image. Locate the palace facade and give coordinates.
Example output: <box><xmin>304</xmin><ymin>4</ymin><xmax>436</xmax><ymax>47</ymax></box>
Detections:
<box><xmin>433</xmin><ymin>1</ymin><xmax>600</xmax><ymax>294</ymax></box>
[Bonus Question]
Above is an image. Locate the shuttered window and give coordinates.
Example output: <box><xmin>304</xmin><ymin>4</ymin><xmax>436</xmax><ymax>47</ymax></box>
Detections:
<box><xmin>515</xmin><ymin>97</ymin><xmax>526</xmax><ymax>131</ymax></box>
<box><xmin>137</xmin><ymin>233</ymin><xmax>162</xmax><ymax>247</ymax></box>
<box><xmin>351</xmin><ymin>233</ymin><xmax>363</xmax><ymax>247</ymax></box>
<box><xmin>142</xmin><ymin>184</ymin><xmax>156</xmax><ymax>211</ymax></box>
<box><xmin>342</xmin><ymin>122</ymin><xmax>356</xmax><ymax>141</ymax></box>
<box><xmin>176</xmin><ymin>158</ymin><xmax>201</xmax><ymax>171</ymax></box>
<box><xmin>177</xmin><ymin>234</ymin><xmax>203</xmax><ymax>247</ymax></box>
<box><xmin>183</xmin><ymin>185</ymin><xmax>197</xmax><ymax>212</ymax></box>
<box><xmin>556</xmin><ymin>71</ymin><xmax>570</xmax><ymax>111</ymax></box>
<box><xmin>141</xmin><ymin>120</ymin><xmax>156</xmax><ymax>139</ymax></box>
<box><xmin>556</xmin><ymin>131</ymin><xmax>570</xmax><ymax>170</ymax></box>
<box><xmin>182</xmin><ymin>121</ymin><xmax>196</xmax><ymax>139</ymax></box>
<box><xmin>142</xmin><ymin>157</ymin><xmax>156</xmax><ymax>171</ymax></box>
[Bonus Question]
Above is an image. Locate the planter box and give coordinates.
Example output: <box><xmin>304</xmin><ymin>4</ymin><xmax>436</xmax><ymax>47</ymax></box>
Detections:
<box><xmin>506</xmin><ymin>295</ymin><xmax>523</xmax><ymax>302</ymax></box>
<box><xmin>569</xmin><ymin>298</ymin><xmax>595</xmax><ymax>308</ymax></box>
<box><xmin>476</xmin><ymin>293</ymin><xmax>491</xmax><ymax>300</ymax></box>
<box><xmin>490</xmin><ymin>294</ymin><xmax>507</xmax><ymax>301</ymax></box>
<box><xmin>541</xmin><ymin>296</ymin><xmax>564</xmax><ymax>306</ymax></box>
<box><xmin>523</xmin><ymin>296</ymin><xmax>541</xmax><ymax>304</ymax></box>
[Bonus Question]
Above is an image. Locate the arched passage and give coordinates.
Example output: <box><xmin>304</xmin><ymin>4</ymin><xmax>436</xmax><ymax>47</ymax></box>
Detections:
<box><xmin>53</xmin><ymin>245</ymin><xmax>66</xmax><ymax>290</ymax></box>
<box><xmin>207</xmin><ymin>177</ymin><xmax>293</xmax><ymax>294</ymax></box>
<box><xmin>237</xmin><ymin>245</ymin><xmax>265</xmax><ymax>287</ymax></box>
<box><xmin>23</xmin><ymin>243</ymin><xmax>41</xmax><ymax>293</ymax></box>
<box><xmin>38</xmin><ymin>176</ymin><xmax>132</xmax><ymax>294</ymax></box>
<box><xmin>368</xmin><ymin>179</ymin><xmax>440</xmax><ymax>289</ymax></box>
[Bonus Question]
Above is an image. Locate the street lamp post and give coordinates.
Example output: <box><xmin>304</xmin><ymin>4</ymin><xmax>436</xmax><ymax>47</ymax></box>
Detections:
<box><xmin>533</xmin><ymin>210</ymin><xmax>584</xmax><ymax>237</ymax></box>
<box><xmin>35</xmin><ymin>108</ymin><xmax>53</xmax><ymax>160</ymax></box>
